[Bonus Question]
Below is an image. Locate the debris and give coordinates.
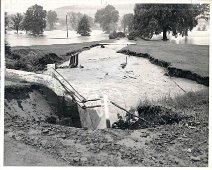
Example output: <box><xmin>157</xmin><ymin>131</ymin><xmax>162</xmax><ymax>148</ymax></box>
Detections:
<box><xmin>128</xmin><ymin>76</ymin><xmax>137</xmax><ymax>79</ymax></box>
<box><xmin>190</xmin><ymin>156</ymin><xmax>201</xmax><ymax>162</ymax></box>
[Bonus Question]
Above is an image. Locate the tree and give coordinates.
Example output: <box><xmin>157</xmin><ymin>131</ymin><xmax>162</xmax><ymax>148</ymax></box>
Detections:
<box><xmin>47</xmin><ymin>10</ymin><xmax>58</xmax><ymax>30</ymax></box>
<box><xmin>68</xmin><ymin>12</ymin><xmax>94</xmax><ymax>31</ymax></box>
<box><xmin>95</xmin><ymin>5</ymin><xmax>119</xmax><ymax>33</ymax></box>
<box><xmin>77</xmin><ymin>15</ymin><xmax>91</xmax><ymax>36</ymax></box>
<box><xmin>22</xmin><ymin>4</ymin><xmax>47</xmax><ymax>35</ymax></box>
<box><xmin>133</xmin><ymin>4</ymin><xmax>209</xmax><ymax>40</ymax></box>
<box><xmin>5</xmin><ymin>12</ymin><xmax>9</xmax><ymax>33</ymax></box>
<box><xmin>121</xmin><ymin>13</ymin><xmax>134</xmax><ymax>33</ymax></box>
<box><xmin>10</xmin><ymin>13</ymin><xmax>23</xmax><ymax>34</ymax></box>
<box><xmin>68</xmin><ymin>12</ymin><xmax>83</xmax><ymax>30</ymax></box>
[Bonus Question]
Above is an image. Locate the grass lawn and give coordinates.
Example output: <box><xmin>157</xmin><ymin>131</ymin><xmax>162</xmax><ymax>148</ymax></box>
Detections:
<box><xmin>120</xmin><ymin>40</ymin><xmax>209</xmax><ymax>77</ymax></box>
<box><xmin>8</xmin><ymin>40</ymin><xmax>114</xmax><ymax>72</ymax></box>
<box><xmin>12</xmin><ymin>40</ymin><xmax>114</xmax><ymax>56</ymax></box>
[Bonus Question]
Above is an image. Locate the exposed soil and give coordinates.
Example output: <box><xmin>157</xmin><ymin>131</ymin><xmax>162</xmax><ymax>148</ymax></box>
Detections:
<box><xmin>4</xmin><ymin>110</ymin><xmax>208</xmax><ymax>166</ymax></box>
<box><xmin>5</xmin><ymin>82</ymin><xmax>81</xmax><ymax>128</ymax></box>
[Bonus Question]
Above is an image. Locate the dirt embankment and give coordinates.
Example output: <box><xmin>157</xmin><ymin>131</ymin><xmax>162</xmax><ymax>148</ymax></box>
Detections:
<box><xmin>117</xmin><ymin>49</ymin><xmax>209</xmax><ymax>86</ymax></box>
<box><xmin>5</xmin><ymin>82</ymin><xmax>81</xmax><ymax>127</ymax></box>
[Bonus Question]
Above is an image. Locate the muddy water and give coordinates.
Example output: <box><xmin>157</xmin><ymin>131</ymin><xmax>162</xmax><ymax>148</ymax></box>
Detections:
<box><xmin>57</xmin><ymin>41</ymin><xmax>207</xmax><ymax>127</ymax></box>
<box><xmin>6</xmin><ymin>30</ymin><xmax>109</xmax><ymax>47</ymax></box>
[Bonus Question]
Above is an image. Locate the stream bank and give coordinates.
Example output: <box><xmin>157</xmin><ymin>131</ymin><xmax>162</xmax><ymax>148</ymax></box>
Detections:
<box><xmin>118</xmin><ymin>49</ymin><xmax>209</xmax><ymax>86</ymax></box>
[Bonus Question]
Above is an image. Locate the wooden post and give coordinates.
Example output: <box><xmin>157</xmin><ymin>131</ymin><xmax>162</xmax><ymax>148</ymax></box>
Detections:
<box><xmin>73</xmin><ymin>54</ymin><xmax>76</xmax><ymax>64</ymax></box>
<box><xmin>75</xmin><ymin>54</ymin><xmax>79</xmax><ymax>66</ymax></box>
<box><xmin>104</xmin><ymin>94</ymin><xmax>111</xmax><ymax>128</ymax></box>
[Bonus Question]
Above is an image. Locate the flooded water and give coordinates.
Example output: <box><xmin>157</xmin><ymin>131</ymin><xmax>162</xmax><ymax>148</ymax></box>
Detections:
<box><xmin>57</xmin><ymin>41</ymin><xmax>208</xmax><ymax>127</ymax></box>
<box><xmin>152</xmin><ymin>30</ymin><xmax>209</xmax><ymax>45</ymax></box>
<box><xmin>6</xmin><ymin>30</ymin><xmax>109</xmax><ymax>46</ymax></box>
<box><xmin>6</xmin><ymin>29</ymin><xmax>209</xmax><ymax>46</ymax></box>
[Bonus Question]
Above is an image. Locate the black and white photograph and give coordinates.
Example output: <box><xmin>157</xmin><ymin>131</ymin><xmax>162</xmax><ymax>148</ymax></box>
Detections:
<box><xmin>1</xmin><ymin>0</ymin><xmax>211</xmax><ymax>167</ymax></box>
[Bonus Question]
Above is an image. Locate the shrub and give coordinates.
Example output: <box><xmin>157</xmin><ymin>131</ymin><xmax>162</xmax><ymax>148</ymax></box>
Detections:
<box><xmin>127</xmin><ymin>30</ymin><xmax>139</xmax><ymax>40</ymax></box>
<box><xmin>109</xmin><ymin>31</ymin><xmax>125</xmax><ymax>39</ymax></box>
<box><xmin>5</xmin><ymin>41</ymin><xmax>11</xmax><ymax>55</ymax></box>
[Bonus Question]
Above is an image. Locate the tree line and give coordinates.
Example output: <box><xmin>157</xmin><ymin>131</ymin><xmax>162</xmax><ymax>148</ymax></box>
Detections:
<box><xmin>5</xmin><ymin>4</ymin><xmax>94</xmax><ymax>36</ymax></box>
<box><xmin>5</xmin><ymin>4</ymin><xmax>57</xmax><ymax>35</ymax></box>
<box><xmin>6</xmin><ymin>3</ymin><xmax>209</xmax><ymax>39</ymax></box>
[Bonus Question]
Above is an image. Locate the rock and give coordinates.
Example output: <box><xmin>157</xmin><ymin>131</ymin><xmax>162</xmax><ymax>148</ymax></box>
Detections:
<box><xmin>145</xmin><ymin>142</ymin><xmax>149</xmax><ymax>145</ymax></box>
<box><xmin>41</xmin><ymin>129</ymin><xmax>49</xmax><ymax>134</ymax></box>
<box><xmin>187</xmin><ymin>148</ymin><xmax>192</xmax><ymax>153</ymax></box>
<box><xmin>140</xmin><ymin>133</ymin><xmax>149</xmax><ymax>138</ymax></box>
<box><xmin>190</xmin><ymin>156</ymin><xmax>201</xmax><ymax>162</ymax></box>
<box><xmin>7</xmin><ymin>132</ymin><xmax>15</xmax><ymax>138</ymax></box>
<box><xmin>80</xmin><ymin>157</ymin><xmax>88</xmax><ymax>162</ymax></box>
<box><xmin>169</xmin><ymin>141</ymin><xmax>175</xmax><ymax>144</ymax></box>
<box><xmin>151</xmin><ymin>156</ymin><xmax>156</xmax><ymax>160</ymax></box>
<box><xmin>73</xmin><ymin>157</ymin><xmax>80</xmax><ymax>162</ymax></box>
<box><xmin>175</xmin><ymin>160</ymin><xmax>179</xmax><ymax>164</ymax></box>
<box><xmin>14</xmin><ymin>135</ymin><xmax>22</xmax><ymax>141</ymax></box>
<box><xmin>159</xmin><ymin>160</ymin><xmax>164</xmax><ymax>164</ymax></box>
<box><xmin>89</xmin><ymin>143</ymin><xmax>95</xmax><ymax>149</ymax></box>
<box><xmin>134</xmin><ymin>160</ymin><xmax>139</xmax><ymax>164</ymax></box>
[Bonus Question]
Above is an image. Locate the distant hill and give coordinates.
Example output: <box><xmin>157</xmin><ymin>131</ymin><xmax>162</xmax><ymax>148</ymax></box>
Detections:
<box><xmin>54</xmin><ymin>4</ymin><xmax>135</xmax><ymax>19</ymax></box>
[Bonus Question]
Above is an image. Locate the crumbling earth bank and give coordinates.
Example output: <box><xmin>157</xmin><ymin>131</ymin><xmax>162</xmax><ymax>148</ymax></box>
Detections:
<box><xmin>4</xmin><ymin>112</ymin><xmax>208</xmax><ymax>166</ymax></box>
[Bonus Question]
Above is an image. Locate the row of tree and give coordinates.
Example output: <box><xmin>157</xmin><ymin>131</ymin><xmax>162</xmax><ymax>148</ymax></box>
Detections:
<box><xmin>6</xmin><ymin>4</ymin><xmax>58</xmax><ymax>35</ymax></box>
<box><xmin>94</xmin><ymin>4</ymin><xmax>209</xmax><ymax>40</ymax></box>
<box><xmin>6</xmin><ymin>4</ymin><xmax>209</xmax><ymax>39</ymax></box>
<box><xmin>6</xmin><ymin>4</ymin><xmax>93</xmax><ymax>36</ymax></box>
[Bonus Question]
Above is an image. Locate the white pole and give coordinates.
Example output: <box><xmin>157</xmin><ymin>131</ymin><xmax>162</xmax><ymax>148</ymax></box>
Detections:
<box><xmin>103</xmin><ymin>94</ymin><xmax>110</xmax><ymax>128</ymax></box>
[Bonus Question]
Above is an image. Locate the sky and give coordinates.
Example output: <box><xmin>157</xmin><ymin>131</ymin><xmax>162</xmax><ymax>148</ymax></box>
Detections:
<box><xmin>4</xmin><ymin>0</ymin><xmax>134</xmax><ymax>12</ymax></box>
<box><xmin>3</xmin><ymin>0</ymin><xmax>209</xmax><ymax>13</ymax></box>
